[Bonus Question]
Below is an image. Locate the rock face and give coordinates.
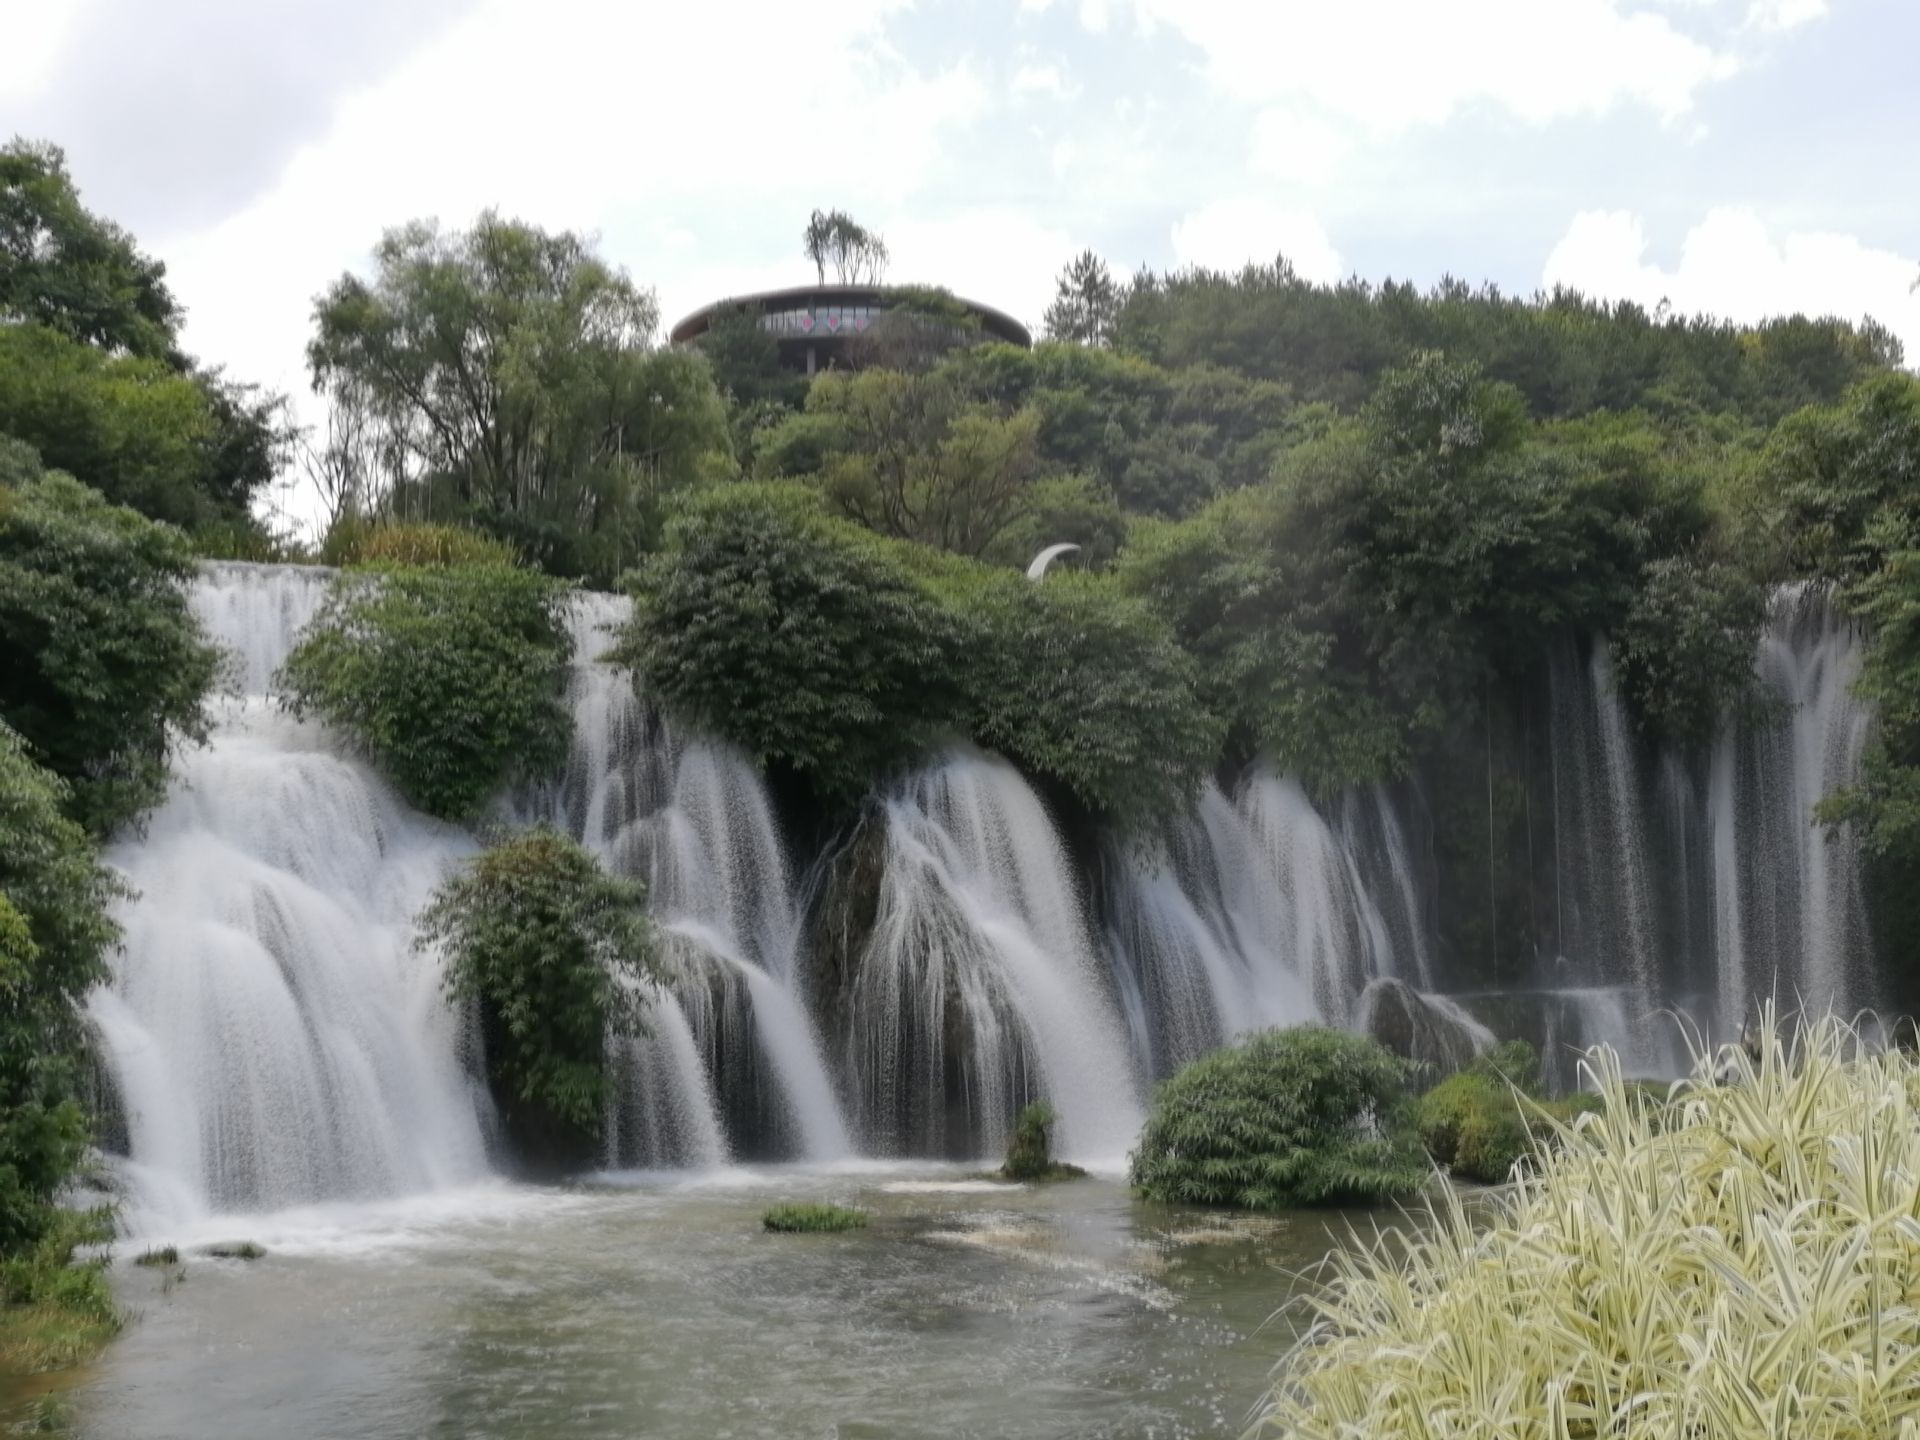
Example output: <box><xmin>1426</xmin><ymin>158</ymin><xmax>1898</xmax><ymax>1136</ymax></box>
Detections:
<box><xmin>1355</xmin><ymin>977</ymin><xmax>1495</xmax><ymax>1076</ymax></box>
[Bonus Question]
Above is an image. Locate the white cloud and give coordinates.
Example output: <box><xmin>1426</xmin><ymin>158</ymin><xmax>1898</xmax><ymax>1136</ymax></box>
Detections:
<box><xmin>154</xmin><ymin>0</ymin><xmax>984</xmax><ymax>403</ymax></box>
<box><xmin>1248</xmin><ymin>105</ymin><xmax>1351</xmax><ymax>186</ymax></box>
<box><xmin>0</xmin><ymin>0</ymin><xmax>89</xmax><ymax>102</ymax></box>
<box><xmin>1746</xmin><ymin>0</ymin><xmax>1827</xmax><ymax>30</ymax></box>
<box><xmin>877</xmin><ymin>208</ymin><xmax>1080</xmax><ymax>332</ymax></box>
<box><xmin>1011</xmin><ymin>62</ymin><xmax>1077</xmax><ymax>99</ymax></box>
<box><xmin>1169</xmin><ymin>198</ymin><xmax>1344</xmax><ymax>282</ymax></box>
<box><xmin>1543</xmin><ymin>208</ymin><xmax>1920</xmax><ymax>362</ymax></box>
<box><xmin>1111</xmin><ymin>0</ymin><xmax>1738</xmax><ymax>132</ymax></box>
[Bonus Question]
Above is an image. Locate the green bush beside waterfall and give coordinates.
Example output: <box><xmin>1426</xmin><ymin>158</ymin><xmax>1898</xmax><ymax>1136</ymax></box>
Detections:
<box><xmin>416</xmin><ymin>827</ymin><xmax>659</xmax><ymax>1165</ymax></box>
<box><xmin>1130</xmin><ymin>1028</ymin><xmax>1426</xmax><ymax>1210</ymax></box>
<box><xmin>0</xmin><ymin>445</ymin><xmax>218</xmax><ymax>835</ymax></box>
<box><xmin>0</xmin><ymin>726</ymin><xmax>122</xmax><ymax>1368</ymax></box>
<box><xmin>619</xmin><ymin>481</ymin><xmax>1219</xmax><ymax>821</ymax></box>
<box><xmin>279</xmin><ymin>561</ymin><xmax>572</xmax><ymax>821</ymax></box>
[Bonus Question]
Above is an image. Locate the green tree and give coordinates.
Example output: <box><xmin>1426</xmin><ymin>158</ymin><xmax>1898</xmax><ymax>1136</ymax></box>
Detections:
<box><xmin>0</xmin><ymin>139</ymin><xmax>288</xmax><ymax>532</ymax></box>
<box><xmin>278</xmin><ymin>562</ymin><xmax>572</xmax><ymax>820</ymax></box>
<box><xmin>0</xmin><ymin>724</ymin><xmax>121</xmax><ymax>1253</ymax></box>
<box><xmin>619</xmin><ymin>483</ymin><xmax>969</xmax><ymax>804</ymax></box>
<box><xmin>807</xmin><ymin>369</ymin><xmax>1046</xmax><ymax>557</ymax></box>
<box><xmin>926</xmin><ymin>565</ymin><xmax>1219</xmax><ymax>821</ymax></box>
<box><xmin>1041</xmin><ymin>249</ymin><xmax>1121</xmax><ymax>347</ymax></box>
<box><xmin>0</xmin><ymin>139</ymin><xmax>179</xmax><ymax>359</ymax></box>
<box><xmin>0</xmin><ymin>448</ymin><xmax>217</xmax><ymax>834</ymax></box>
<box><xmin>0</xmin><ymin>323</ymin><xmax>215</xmax><ymax>528</ymax></box>
<box><xmin>309</xmin><ymin>213</ymin><xmax>729</xmax><ymax>583</ymax></box>
<box><xmin>417</xmin><ymin>826</ymin><xmax>656</xmax><ymax>1163</ymax></box>
<box><xmin>801</xmin><ymin>208</ymin><xmax>888</xmax><ymax>285</ymax></box>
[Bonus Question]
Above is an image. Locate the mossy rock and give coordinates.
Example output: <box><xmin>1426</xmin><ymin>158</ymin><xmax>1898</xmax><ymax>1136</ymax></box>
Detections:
<box><xmin>763</xmin><ymin>1204</ymin><xmax>867</xmax><ymax>1234</ymax></box>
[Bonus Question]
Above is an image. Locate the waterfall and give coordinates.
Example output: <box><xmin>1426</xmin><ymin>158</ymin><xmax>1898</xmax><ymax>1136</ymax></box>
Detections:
<box><xmin>90</xmin><ymin>563</ymin><xmax>492</xmax><ymax>1231</ymax></box>
<box><xmin>1707</xmin><ymin>585</ymin><xmax>1873</xmax><ymax>1027</ymax></box>
<box><xmin>1547</xmin><ymin>639</ymin><xmax>1659</xmax><ymax>997</ymax></box>
<box><xmin>838</xmin><ymin>748</ymin><xmax>1143</xmax><ymax>1163</ymax></box>
<box><xmin>1334</xmin><ymin>784</ymin><xmax>1434</xmax><ymax>990</ymax></box>
<box><xmin>1101</xmin><ymin>782</ymin><xmax>1318</xmax><ymax>1075</ymax></box>
<box><xmin>528</xmin><ymin>593</ymin><xmax>850</xmax><ymax>1165</ymax></box>
<box><xmin>1237</xmin><ymin>772</ymin><xmax>1401</xmax><ymax>1025</ymax></box>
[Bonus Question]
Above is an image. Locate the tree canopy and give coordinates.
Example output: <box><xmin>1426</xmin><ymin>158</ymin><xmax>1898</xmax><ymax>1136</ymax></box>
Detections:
<box><xmin>0</xmin><ymin>444</ymin><xmax>217</xmax><ymax>834</ymax></box>
<box><xmin>309</xmin><ymin>213</ymin><xmax>730</xmax><ymax>584</ymax></box>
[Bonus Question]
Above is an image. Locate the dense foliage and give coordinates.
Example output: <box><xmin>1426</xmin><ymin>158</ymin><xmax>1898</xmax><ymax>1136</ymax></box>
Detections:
<box><xmin>0</xmin><ymin>139</ymin><xmax>288</xmax><ymax>534</ymax></box>
<box><xmin>1115</xmin><ymin>260</ymin><xmax>1899</xmax><ymax>426</ymax></box>
<box><xmin>621</xmin><ymin>483</ymin><xmax>968</xmax><ymax>804</ymax></box>
<box><xmin>1408</xmin><ymin>1040</ymin><xmax>1603</xmax><ymax>1184</ymax></box>
<box><xmin>0</xmin><ymin>446</ymin><xmax>217</xmax><ymax>833</ymax></box>
<box><xmin>1261</xmin><ymin>1016</ymin><xmax>1920</xmax><ymax>1438</ymax></box>
<box><xmin>0</xmin><ymin>725</ymin><xmax>120</xmax><ymax>1256</ymax></box>
<box><xmin>622</xmin><ymin>483</ymin><xmax>1215</xmax><ymax>819</ymax></box>
<box><xmin>1113</xmin><ymin>353</ymin><xmax>1758</xmax><ymax>787</ymax></box>
<box><xmin>416</xmin><ymin>827</ymin><xmax>657</xmax><ymax>1158</ymax></box>
<box><xmin>309</xmin><ymin>213</ymin><xmax>732</xmax><ymax>584</ymax></box>
<box><xmin>1750</xmin><ymin>375</ymin><xmax>1920</xmax><ymax>864</ymax></box>
<box><xmin>279</xmin><ymin>562</ymin><xmax>571</xmax><ymax>820</ymax></box>
<box><xmin>1129</xmin><ymin>1028</ymin><xmax>1426</xmax><ymax>1210</ymax></box>
<box><xmin>920</xmin><ymin>561</ymin><xmax>1219</xmax><ymax>823</ymax></box>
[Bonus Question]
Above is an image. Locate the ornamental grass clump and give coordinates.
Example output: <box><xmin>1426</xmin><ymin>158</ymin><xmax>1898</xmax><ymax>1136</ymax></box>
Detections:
<box><xmin>1260</xmin><ymin>1010</ymin><xmax>1920</xmax><ymax>1439</ymax></box>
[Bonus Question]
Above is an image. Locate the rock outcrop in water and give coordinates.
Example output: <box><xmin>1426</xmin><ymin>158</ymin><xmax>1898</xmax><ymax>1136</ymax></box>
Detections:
<box><xmin>1353</xmin><ymin>979</ymin><xmax>1493</xmax><ymax>1075</ymax></box>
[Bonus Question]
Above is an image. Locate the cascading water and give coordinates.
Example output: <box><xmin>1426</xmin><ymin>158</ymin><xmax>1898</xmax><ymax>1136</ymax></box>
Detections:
<box><xmin>527</xmin><ymin>593</ymin><xmax>850</xmax><ymax>1166</ymax></box>
<box><xmin>1099</xmin><ymin>769</ymin><xmax>1482</xmax><ymax>1080</ymax></box>
<box><xmin>833</xmin><ymin>748</ymin><xmax>1143</xmax><ymax>1163</ymax></box>
<box><xmin>1237</xmin><ymin>772</ymin><xmax>1403</xmax><ymax>1025</ymax></box>
<box><xmin>90</xmin><ymin>563</ymin><xmax>493</xmax><ymax>1231</ymax></box>
<box><xmin>1707</xmin><ymin>584</ymin><xmax>1873</xmax><ymax>1027</ymax></box>
<box><xmin>1547</xmin><ymin>640</ymin><xmax>1659</xmax><ymax>998</ymax></box>
<box><xmin>90</xmin><ymin>561</ymin><xmax>1887</xmax><ymax>1210</ymax></box>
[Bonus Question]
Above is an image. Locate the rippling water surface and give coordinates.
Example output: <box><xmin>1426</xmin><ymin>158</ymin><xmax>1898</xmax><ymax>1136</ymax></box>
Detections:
<box><xmin>11</xmin><ymin>1167</ymin><xmax>1372</xmax><ymax>1440</ymax></box>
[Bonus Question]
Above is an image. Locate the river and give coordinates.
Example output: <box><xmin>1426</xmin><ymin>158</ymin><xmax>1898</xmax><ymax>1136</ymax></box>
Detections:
<box><xmin>8</xmin><ymin>1167</ymin><xmax>1362</xmax><ymax>1440</ymax></box>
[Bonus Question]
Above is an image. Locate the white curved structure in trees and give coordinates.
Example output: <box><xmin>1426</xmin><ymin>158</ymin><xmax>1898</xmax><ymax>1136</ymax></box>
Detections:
<box><xmin>1025</xmin><ymin>543</ymin><xmax>1080</xmax><ymax>581</ymax></box>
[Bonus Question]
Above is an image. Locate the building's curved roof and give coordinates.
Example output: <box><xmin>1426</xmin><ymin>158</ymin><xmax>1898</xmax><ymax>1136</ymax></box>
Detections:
<box><xmin>669</xmin><ymin>283</ymin><xmax>1032</xmax><ymax>349</ymax></box>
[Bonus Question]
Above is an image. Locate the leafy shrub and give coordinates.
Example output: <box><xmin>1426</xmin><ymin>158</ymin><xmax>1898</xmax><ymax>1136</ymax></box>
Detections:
<box><xmin>1259</xmin><ymin>1014</ymin><xmax>1920</xmax><ymax>1438</ymax></box>
<box><xmin>279</xmin><ymin>563</ymin><xmax>571</xmax><ymax>820</ymax></box>
<box><xmin>620</xmin><ymin>483</ymin><xmax>969</xmax><ymax>805</ymax></box>
<box><xmin>1413</xmin><ymin>1041</ymin><xmax>1623</xmax><ymax>1184</ymax></box>
<box><xmin>0</xmin><ymin>1207</ymin><xmax>118</xmax><ymax>1374</ymax></box>
<box><xmin>0</xmin><ymin>453</ymin><xmax>218</xmax><ymax>833</ymax></box>
<box><xmin>762</xmin><ymin>1204</ymin><xmax>867</xmax><ymax>1233</ymax></box>
<box><xmin>416</xmin><ymin>827</ymin><xmax>657</xmax><ymax>1161</ymax></box>
<box><xmin>935</xmin><ymin>568</ymin><xmax>1220</xmax><ymax>824</ymax></box>
<box><xmin>626</xmin><ymin>483</ymin><xmax>1214</xmax><ymax>819</ymax></box>
<box><xmin>1000</xmin><ymin>1101</ymin><xmax>1086</xmax><ymax>1182</ymax></box>
<box><xmin>0</xmin><ymin>724</ymin><xmax>121</xmax><ymax>1256</ymax></box>
<box><xmin>1130</xmin><ymin>1028</ymin><xmax>1426</xmax><ymax>1210</ymax></box>
<box><xmin>319</xmin><ymin>517</ymin><xmax>518</xmax><ymax>570</ymax></box>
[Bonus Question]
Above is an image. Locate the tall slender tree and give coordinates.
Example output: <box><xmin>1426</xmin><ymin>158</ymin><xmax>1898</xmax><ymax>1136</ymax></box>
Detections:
<box><xmin>1042</xmin><ymin>249</ymin><xmax>1122</xmax><ymax>347</ymax></box>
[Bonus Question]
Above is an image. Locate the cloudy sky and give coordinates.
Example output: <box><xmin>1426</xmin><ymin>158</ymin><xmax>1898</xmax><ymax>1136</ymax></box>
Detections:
<box><xmin>4</xmin><ymin>0</ymin><xmax>1915</xmax><ymax>418</ymax></box>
